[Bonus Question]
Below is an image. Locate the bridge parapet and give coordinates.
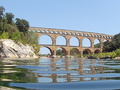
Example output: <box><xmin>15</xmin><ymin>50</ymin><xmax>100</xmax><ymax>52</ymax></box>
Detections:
<box><xmin>29</xmin><ymin>27</ymin><xmax>113</xmax><ymax>40</ymax></box>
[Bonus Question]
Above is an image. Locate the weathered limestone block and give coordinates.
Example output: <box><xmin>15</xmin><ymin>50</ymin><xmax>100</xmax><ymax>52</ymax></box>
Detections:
<box><xmin>0</xmin><ymin>39</ymin><xmax>38</xmax><ymax>58</ymax></box>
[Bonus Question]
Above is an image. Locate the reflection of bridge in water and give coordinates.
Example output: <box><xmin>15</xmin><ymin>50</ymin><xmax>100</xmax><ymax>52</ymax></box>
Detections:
<box><xmin>29</xmin><ymin>27</ymin><xmax>113</xmax><ymax>57</ymax></box>
<box><xmin>35</xmin><ymin>58</ymin><xmax>104</xmax><ymax>83</ymax></box>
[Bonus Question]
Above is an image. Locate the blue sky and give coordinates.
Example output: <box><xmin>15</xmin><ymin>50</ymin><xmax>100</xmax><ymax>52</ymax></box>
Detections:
<box><xmin>1</xmin><ymin>0</ymin><xmax>120</xmax><ymax>35</ymax></box>
<box><xmin>1</xmin><ymin>0</ymin><xmax>120</xmax><ymax>54</ymax></box>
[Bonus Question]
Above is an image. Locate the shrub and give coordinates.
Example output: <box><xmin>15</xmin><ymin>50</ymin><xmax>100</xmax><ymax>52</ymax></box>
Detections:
<box><xmin>0</xmin><ymin>32</ymin><xmax>9</xmax><ymax>39</ymax></box>
<box><xmin>115</xmin><ymin>49</ymin><xmax>120</xmax><ymax>57</ymax></box>
<box><xmin>10</xmin><ymin>31</ymin><xmax>22</xmax><ymax>42</ymax></box>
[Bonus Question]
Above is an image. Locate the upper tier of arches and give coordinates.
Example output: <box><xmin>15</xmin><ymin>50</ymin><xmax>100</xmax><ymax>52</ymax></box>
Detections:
<box><xmin>29</xmin><ymin>27</ymin><xmax>113</xmax><ymax>40</ymax></box>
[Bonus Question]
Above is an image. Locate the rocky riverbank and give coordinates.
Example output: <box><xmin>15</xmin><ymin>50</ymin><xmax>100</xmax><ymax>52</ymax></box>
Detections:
<box><xmin>0</xmin><ymin>39</ymin><xmax>38</xmax><ymax>58</ymax></box>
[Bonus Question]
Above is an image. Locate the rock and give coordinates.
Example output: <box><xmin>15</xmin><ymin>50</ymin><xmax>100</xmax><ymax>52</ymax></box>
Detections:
<box><xmin>115</xmin><ymin>57</ymin><xmax>120</xmax><ymax>59</ymax></box>
<box><xmin>0</xmin><ymin>39</ymin><xmax>38</xmax><ymax>58</ymax></box>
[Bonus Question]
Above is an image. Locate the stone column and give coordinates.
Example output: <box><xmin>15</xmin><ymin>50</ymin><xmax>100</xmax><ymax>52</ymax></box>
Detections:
<box><xmin>52</xmin><ymin>50</ymin><xmax>56</xmax><ymax>58</ymax></box>
<box><xmin>66</xmin><ymin>50</ymin><xmax>70</xmax><ymax>58</ymax></box>
<box><xmin>91</xmin><ymin>39</ymin><xmax>94</xmax><ymax>48</ymax></box>
<box><xmin>80</xmin><ymin>51</ymin><xmax>83</xmax><ymax>58</ymax></box>
<box><xmin>52</xmin><ymin>36</ymin><xmax>56</xmax><ymax>46</ymax></box>
<box><xmin>66</xmin><ymin>38</ymin><xmax>70</xmax><ymax>46</ymax></box>
<box><xmin>78</xmin><ymin>38</ymin><xmax>83</xmax><ymax>47</ymax></box>
<box><xmin>100</xmin><ymin>39</ymin><xmax>104</xmax><ymax>49</ymax></box>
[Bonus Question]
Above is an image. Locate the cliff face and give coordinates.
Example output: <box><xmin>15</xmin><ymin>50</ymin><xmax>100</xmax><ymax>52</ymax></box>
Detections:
<box><xmin>0</xmin><ymin>39</ymin><xmax>38</xmax><ymax>58</ymax></box>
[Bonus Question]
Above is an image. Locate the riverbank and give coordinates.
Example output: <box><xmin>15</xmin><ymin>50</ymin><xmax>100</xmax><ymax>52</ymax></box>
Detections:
<box><xmin>0</xmin><ymin>39</ymin><xmax>38</xmax><ymax>59</ymax></box>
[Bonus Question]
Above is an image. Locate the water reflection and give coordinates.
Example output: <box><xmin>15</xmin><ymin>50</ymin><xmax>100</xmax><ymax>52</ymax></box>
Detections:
<box><xmin>0</xmin><ymin>58</ymin><xmax>120</xmax><ymax>89</ymax></box>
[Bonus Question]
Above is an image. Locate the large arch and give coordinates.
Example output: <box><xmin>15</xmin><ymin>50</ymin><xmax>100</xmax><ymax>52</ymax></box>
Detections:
<box><xmin>70</xmin><ymin>48</ymin><xmax>80</xmax><ymax>55</ymax></box>
<box><xmin>83</xmin><ymin>49</ymin><xmax>92</xmax><ymax>55</ymax></box>
<box><xmin>94</xmin><ymin>49</ymin><xmax>101</xmax><ymax>53</ymax></box>
<box><xmin>39</xmin><ymin>35</ymin><xmax>53</xmax><ymax>45</ymax></box>
<box><xmin>56</xmin><ymin>36</ymin><xmax>67</xmax><ymax>45</ymax></box>
<box><xmin>70</xmin><ymin>37</ymin><xmax>79</xmax><ymax>46</ymax></box>
<box><xmin>39</xmin><ymin>47</ymin><xmax>52</xmax><ymax>57</ymax></box>
<box><xmin>82</xmin><ymin>38</ymin><xmax>91</xmax><ymax>47</ymax></box>
<box><xmin>56</xmin><ymin>47</ymin><xmax>67</xmax><ymax>56</ymax></box>
<box><xmin>94</xmin><ymin>39</ymin><xmax>101</xmax><ymax>48</ymax></box>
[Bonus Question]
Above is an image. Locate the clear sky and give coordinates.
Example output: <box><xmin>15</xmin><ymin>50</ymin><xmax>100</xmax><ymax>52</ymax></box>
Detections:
<box><xmin>1</xmin><ymin>0</ymin><xmax>120</xmax><ymax>35</ymax></box>
<box><xmin>1</xmin><ymin>0</ymin><xmax>120</xmax><ymax>54</ymax></box>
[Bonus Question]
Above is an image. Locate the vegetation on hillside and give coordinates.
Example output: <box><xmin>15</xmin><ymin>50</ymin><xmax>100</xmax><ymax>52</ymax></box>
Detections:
<box><xmin>103</xmin><ymin>33</ymin><xmax>120</xmax><ymax>52</ymax></box>
<box><xmin>0</xmin><ymin>6</ymin><xmax>40</xmax><ymax>54</ymax></box>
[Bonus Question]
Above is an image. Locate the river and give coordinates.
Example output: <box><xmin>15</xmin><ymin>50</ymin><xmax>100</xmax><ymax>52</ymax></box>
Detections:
<box><xmin>0</xmin><ymin>58</ymin><xmax>120</xmax><ymax>90</ymax></box>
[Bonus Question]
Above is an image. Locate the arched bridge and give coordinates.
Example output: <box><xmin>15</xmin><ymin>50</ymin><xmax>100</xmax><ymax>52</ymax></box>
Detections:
<box><xmin>29</xmin><ymin>27</ymin><xmax>113</xmax><ymax>57</ymax></box>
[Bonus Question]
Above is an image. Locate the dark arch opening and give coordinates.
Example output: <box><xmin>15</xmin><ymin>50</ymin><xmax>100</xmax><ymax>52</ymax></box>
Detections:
<box><xmin>70</xmin><ymin>48</ymin><xmax>80</xmax><ymax>55</ymax></box>
<box><xmin>94</xmin><ymin>49</ymin><xmax>101</xmax><ymax>53</ymax></box>
<box><xmin>56</xmin><ymin>47</ymin><xmax>67</xmax><ymax>57</ymax></box>
<box><xmin>83</xmin><ymin>49</ymin><xmax>92</xmax><ymax>55</ymax></box>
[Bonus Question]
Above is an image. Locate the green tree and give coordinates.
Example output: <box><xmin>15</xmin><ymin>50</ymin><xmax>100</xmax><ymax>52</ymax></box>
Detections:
<box><xmin>56</xmin><ymin>49</ymin><xmax>63</xmax><ymax>55</ymax></box>
<box><xmin>103</xmin><ymin>33</ymin><xmax>120</xmax><ymax>52</ymax></box>
<box><xmin>5</xmin><ymin>12</ymin><xmax>14</xmax><ymax>24</ymax></box>
<box><xmin>115</xmin><ymin>49</ymin><xmax>120</xmax><ymax>57</ymax></box>
<box><xmin>0</xmin><ymin>6</ymin><xmax>5</xmax><ymax>19</ymax></box>
<box><xmin>15</xmin><ymin>18</ymin><xmax>29</xmax><ymax>33</ymax></box>
<box><xmin>112</xmin><ymin>33</ymin><xmax>120</xmax><ymax>49</ymax></box>
<box><xmin>94</xmin><ymin>43</ymin><xmax>101</xmax><ymax>48</ymax></box>
<box><xmin>70</xmin><ymin>48</ymin><xmax>76</xmax><ymax>55</ymax></box>
<box><xmin>0</xmin><ymin>18</ymin><xmax>8</xmax><ymax>33</ymax></box>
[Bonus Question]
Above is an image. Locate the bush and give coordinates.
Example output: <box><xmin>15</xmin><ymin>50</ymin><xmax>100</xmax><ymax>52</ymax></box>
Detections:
<box><xmin>115</xmin><ymin>49</ymin><xmax>120</xmax><ymax>57</ymax></box>
<box><xmin>0</xmin><ymin>32</ymin><xmax>9</xmax><ymax>39</ymax></box>
<box><xmin>10</xmin><ymin>31</ymin><xmax>22</xmax><ymax>42</ymax></box>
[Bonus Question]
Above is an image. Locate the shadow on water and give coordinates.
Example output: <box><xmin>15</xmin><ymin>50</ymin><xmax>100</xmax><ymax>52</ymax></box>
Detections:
<box><xmin>0</xmin><ymin>58</ymin><xmax>120</xmax><ymax>90</ymax></box>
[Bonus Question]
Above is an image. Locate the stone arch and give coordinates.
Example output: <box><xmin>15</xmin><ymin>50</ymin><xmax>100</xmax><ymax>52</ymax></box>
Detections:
<box><xmin>83</xmin><ymin>49</ymin><xmax>92</xmax><ymax>55</ymax></box>
<box><xmin>94</xmin><ymin>39</ymin><xmax>101</xmax><ymax>48</ymax></box>
<box><xmin>56</xmin><ymin>47</ymin><xmax>67</xmax><ymax>56</ymax></box>
<box><xmin>56</xmin><ymin>36</ymin><xmax>67</xmax><ymax>45</ymax></box>
<box><xmin>70</xmin><ymin>37</ymin><xmax>79</xmax><ymax>46</ymax></box>
<box><xmin>94</xmin><ymin>49</ymin><xmax>101</xmax><ymax>53</ymax></box>
<box><xmin>103</xmin><ymin>39</ymin><xmax>107</xmax><ymax>42</ymax></box>
<box><xmin>39</xmin><ymin>34</ymin><xmax>53</xmax><ymax>45</ymax></box>
<box><xmin>70</xmin><ymin>48</ymin><xmax>80</xmax><ymax>55</ymax></box>
<box><xmin>103</xmin><ymin>39</ymin><xmax>108</xmax><ymax>46</ymax></box>
<box><xmin>82</xmin><ymin>38</ymin><xmax>91</xmax><ymax>47</ymax></box>
<box><xmin>39</xmin><ymin>46</ymin><xmax>52</xmax><ymax>56</ymax></box>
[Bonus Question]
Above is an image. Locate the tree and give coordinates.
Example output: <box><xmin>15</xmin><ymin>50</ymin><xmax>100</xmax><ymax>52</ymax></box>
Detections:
<box><xmin>0</xmin><ymin>6</ymin><xmax>5</xmax><ymax>19</ymax></box>
<box><xmin>94</xmin><ymin>43</ymin><xmax>101</xmax><ymax>48</ymax></box>
<box><xmin>112</xmin><ymin>33</ymin><xmax>120</xmax><ymax>49</ymax></box>
<box><xmin>15</xmin><ymin>18</ymin><xmax>29</xmax><ymax>33</ymax></box>
<box><xmin>70</xmin><ymin>48</ymin><xmax>76</xmax><ymax>55</ymax></box>
<box><xmin>103</xmin><ymin>33</ymin><xmax>120</xmax><ymax>52</ymax></box>
<box><xmin>56</xmin><ymin>49</ymin><xmax>63</xmax><ymax>55</ymax></box>
<box><xmin>5</xmin><ymin>13</ymin><xmax>14</xmax><ymax>24</ymax></box>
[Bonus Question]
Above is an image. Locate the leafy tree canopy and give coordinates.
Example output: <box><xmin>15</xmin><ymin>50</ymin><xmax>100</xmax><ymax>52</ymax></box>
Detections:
<box><xmin>15</xmin><ymin>18</ymin><xmax>29</xmax><ymax>33</ymax></box>
<box><xmin>5</xmin><ymin>12</ymin><xmax>14</xmax><ymax>25</ymax></box>
<box><xmin>0</xmin><ymin>6</ymin><xmax>5</xmax><ymax>19</ymax></box>
<box><xmin>103</xmin><ymin>33</ymin><xmax>120</xmax><ymax>52</ymax></box>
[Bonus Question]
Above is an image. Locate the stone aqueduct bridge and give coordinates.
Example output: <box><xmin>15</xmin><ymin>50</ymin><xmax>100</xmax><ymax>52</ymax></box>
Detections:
<box><xmin>29</xmin><ymin>27</ymin><xmax>113</xmax><ymax>57</ymax></box>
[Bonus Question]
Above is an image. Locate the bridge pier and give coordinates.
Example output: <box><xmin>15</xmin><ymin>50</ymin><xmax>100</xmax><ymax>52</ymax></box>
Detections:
<box><xmin>52</xmin><ymin>50</ymin><xmax>56</xmax><ymax>58</ymax></box>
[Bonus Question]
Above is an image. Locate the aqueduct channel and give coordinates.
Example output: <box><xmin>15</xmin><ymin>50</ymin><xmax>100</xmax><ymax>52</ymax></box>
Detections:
<box><xmin>29</xmin><ymin>27</ymin><xmax>113</xmax><ymax>57</ymax></box>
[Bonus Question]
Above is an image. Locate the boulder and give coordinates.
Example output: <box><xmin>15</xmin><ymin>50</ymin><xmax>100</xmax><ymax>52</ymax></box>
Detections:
<box><xmin>0</xmin><ymin>39</ymin><xmax>38</xmax><ymax>58</ymax></box>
